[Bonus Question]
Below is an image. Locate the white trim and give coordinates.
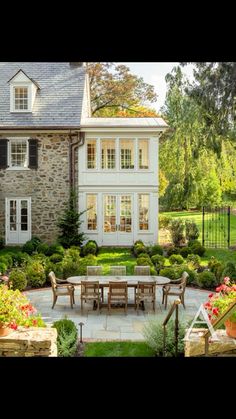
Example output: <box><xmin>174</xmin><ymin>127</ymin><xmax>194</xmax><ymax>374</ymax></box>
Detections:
<box><xmin>10</xmin><ymin>84</ymin><xmax>31</xmax><ymax>113</ymax></box>
<box><xmin>5</xmin><ymin>197</ymin><xmax>31</xmax><ymax>245</ymax></box>
<box><xmin>7</xmin><ymin>137</ymin><xmax>29</xmax><ymax>169</ymax></box>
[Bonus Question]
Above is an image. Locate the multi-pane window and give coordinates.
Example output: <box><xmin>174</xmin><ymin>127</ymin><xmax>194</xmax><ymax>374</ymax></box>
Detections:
<box><xmin>120</xmin><ymin>139</ymin><xmax>134</xmax><ymax>169</ymax></box>
<box><xmin>14</xmin><ymin>87</ymin><xmax>28</xmax><ymax>110</ymax></box>
<box><xmin>139</xmin><ymin>139</ymin><xmax>149</xmax><ymax>169</ymax></box>
<box><xmin>21</xmin><ymin>200</ymin><xmax>28</xmax><ymax>231</ymax></box>
<box><xmin>87</xmin><ymin>140</ymin><xmax>96</xmax><ymax>169</ymax></box>
<box><xmin>9</xmin><ymin>139</ymin><xmax>28</xmax><ymax>168</ymax></box>
<box><xmin>120</xmin><ymin>195</ymin><xmax>132</xmax><ymax>232</ymax></box>
<box><xmin>139</xmin><ymin>194</ymin><xmax>149</xmax><ymax>230</ymax></box>
<box><xmin>87</xmin><ymin>195</ymin><xmax>97</xmax><ymax>230</ymax></box>
<box><xmin>101</xmin><ymin>140</ymin><xmax>116</xmax><ymax>169</ymax></box>
<box><xmin>104</xmin><ymin>195</ymin><xmax>116</xmax><ymax>233</ymax></box>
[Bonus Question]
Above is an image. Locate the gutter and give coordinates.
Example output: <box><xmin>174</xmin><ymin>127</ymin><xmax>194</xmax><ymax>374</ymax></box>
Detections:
<box><xmin>69</xmin><ymin>131</ymin><xmax>85</xmax><ymax>189</ymax></box>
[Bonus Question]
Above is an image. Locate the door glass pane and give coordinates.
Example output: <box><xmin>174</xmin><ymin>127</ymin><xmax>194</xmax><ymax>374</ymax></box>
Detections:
<box><xmin>104</xmin><ymin>196</ymin><xmax>116</xmax><ymax>233</ymax></box>
<box><xmin>87</xmin><ymin>195</ymin><xmax>97</xmax><ymax>230</ymax></box>
<box><xmin>20</xmin><ymin>200</ymin><xmax>28</xmax><ymax>231</ymax></box>
<box><xmin>10</xmin><ymin>200</ymin><xmax>17</xmax><ymax>231</ymax></box>
<box><xmin>139</xmin><ymin>194</ymin><xmax>149</xmax><ymax>230</ymax></box>
<box><xmin>139</xmin><ymin>139</ymin><xmax>149</xmax><ymax>169</ymax></box>
<box><xmin>101</xmin><ymin>139</ymin><xmax>116</xmax><ymax>169</ymax></box>
<box><xmin>120</xmin><ymin>139</ymin><xmax>134</xmax><ymax>169</ymax></box>
<box><xmin>120</xmin><ymin>196</ymin><xmax>132</xmax><ymax>232</ymax></box>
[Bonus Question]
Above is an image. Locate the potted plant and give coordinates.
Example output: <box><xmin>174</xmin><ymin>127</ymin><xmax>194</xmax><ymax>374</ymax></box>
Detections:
<box><xmin>0</xmin><ymin>284</ymin><xmax>45</xmax><ymax>337</ymax></box>
<box><xmin>204</xmin><ymin>277</ymin><xmax>236</xmax><ymax>338</ymax></box>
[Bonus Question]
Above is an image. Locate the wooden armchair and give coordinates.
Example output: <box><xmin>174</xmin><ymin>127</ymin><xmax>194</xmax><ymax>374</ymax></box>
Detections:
<box><xmin>81</xmin><ymin>281</ymin><xmax>101</xmax><ymax>314</ymax></box>
<box><xmin>108</xmin><ymin>282</ymin><xmax>128</xmax><ymax>314</ymax></box>
<box><xmin>135</xmin><ymin>281</ymin><xmax>156</xmax><ymax>314</ymax></box>
<box><xmin>110</xmin><ymin>266</ymin><xmax>126</xmax><ymax>276</ymax></box>
<box><xmin>49</xmin><ymin>271</ymin><xmax>75</xmax><ymax>309</ymax></box>
<box><xmin>162</xmin><ymin>271</ymin><xmax>189</xmax><ymax>309</ymax></box>
<box><xmin>134</xmin><ymin>266</ymin><xmax>150</xmax><ymax>276</ymax></box>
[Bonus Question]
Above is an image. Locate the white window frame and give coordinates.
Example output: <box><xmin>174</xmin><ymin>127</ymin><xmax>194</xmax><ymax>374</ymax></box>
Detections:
<box><xmin>86</xmin><ymin>193</ymin><xmax>98</xmax><ymax>232</ymax></box>
<box><xmin>101</xmin><ymin>138</ymin><xmax>116</xmax><ymax>171</ymax></box>
<box><xmin>119</xmin><ymin>138</ymin><xmax>135</xmax><ymax>171</ymax></box>
<box><xmin>7</xmin><ymin>137</ymin><xmax>29</xmax><ymax>170</ymax></box>
<box><xmin>86</xmin><ymin>139</ymin><xmax>97</xmax><ymax>170</ymax></box>
<box><xmin>138</xmin><ymin>139</ymin><xmax>149</xmax><ymax>170</ymax></box>
<box><xmin>10</xmin><ymin>83</ymin><xmax>31</xmax><ymax>113</ymax></box>
<box><xmin>138</xmin><ymin>193</ymin><xmax>150</xmax><ymax>232</ymax></box>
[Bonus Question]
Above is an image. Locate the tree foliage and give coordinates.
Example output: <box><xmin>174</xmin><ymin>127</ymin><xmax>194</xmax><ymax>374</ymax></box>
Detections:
<box><xmin>87</xmin><ymin>63</ymin><xmax>158</xmax><ymax>116</ymax></box>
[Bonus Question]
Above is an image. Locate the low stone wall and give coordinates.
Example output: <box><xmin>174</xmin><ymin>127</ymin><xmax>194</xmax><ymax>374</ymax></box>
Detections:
<box><xmin>184</xmin><ymin>328</ymin><xmax>236</xmax><ymax>357</ymax></box>
<box><xmin>0</xmin><ymin>327</ymin><xmax>57</xmax><ymax>357</ymax></box>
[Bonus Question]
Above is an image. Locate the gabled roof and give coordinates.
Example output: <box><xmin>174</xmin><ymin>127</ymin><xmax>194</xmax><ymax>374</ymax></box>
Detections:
<box><xmin>0</xmin><ymin>62</ymin><xmax>86</xmax><ymax>128</ymax></box>
<box><xmin>7</xmin><ymin>69</ymin><xmax>41</xmax><ymax>89</ymax></box>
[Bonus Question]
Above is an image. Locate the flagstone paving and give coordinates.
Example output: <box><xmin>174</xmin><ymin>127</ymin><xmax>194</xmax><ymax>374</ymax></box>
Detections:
<box><xmin>25</xmin><ymin>286</ymin><xmax>210</xmax><ymax>341</ymax></box>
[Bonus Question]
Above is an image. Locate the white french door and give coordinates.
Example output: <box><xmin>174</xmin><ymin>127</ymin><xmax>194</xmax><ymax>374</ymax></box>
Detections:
<box><xmin>103</xmin><ymin>194</ymin><xmax>133</xmax><ymax>245</ymax></box>
<box><xmin>6</xmin><ymin>198</ymin><xmax>31</xmax><ymax>244</ymax></box>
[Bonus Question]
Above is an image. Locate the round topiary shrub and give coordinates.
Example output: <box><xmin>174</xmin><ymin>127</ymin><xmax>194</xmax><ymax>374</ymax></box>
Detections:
<box><xmin>9</xmin><ymin>268</ymin><xmax>27</xmax><ymax>291</ymax></box>
<box><xmin>149</xmin><ymin>245</ymin><xmax>164</xmax><ymax>257</ymax></box>
<box><xmin>11</xmin><ymin>252</ymin><xmax>31</xmax><ymax>267</ymax></box>
<box><xmin>138</xmin><ymin>253</ymin><xmax>152</xmax><ymax>260</ymax></box>
<box><xmin>22</xmin><ymin>240</ymin><xmax>35</xmax><ymax>255</ymax></box>
<box><xmin>26</xmin><ymin>261</ymin><xmax>46</xmax><ymax>288</ymax></box>
<box><xmin>136</xmin><ymin>256</ymin><xmax>153</xmax><ymax>267</ymax></box>
<box><xmin>151</xmin><ymin>255</ymin><xmax>165</xmax><ymax>273</ymax></box>
<box><xmin>63</xmin><ymin>247</ymin><xmax>81</xmax><ymax>264</ymax></box>
<box><xmin>169</xmin><ymin>254</ymin><xmax>184</xmax><ymax>265</ymax></box>
<box><xmin>196</xmin><ymin>271</ymin><xmax>217</xmax><ymax>289</ymax></box>
<box><xmin>186</xmin><ymin>254</ymin><xmax>201</xmax><ymax>269</ymax></box>
<box><xmin>221</xmin><ymin>262</ymin><xmax>236</xmax><ymax>281</ymax></box>
<box><xmin>188</xmin><ymin>239</ymin><xmax>201</xmax><ymax>248</ymax></box>
<box><xmin>0</xmin><ymin>261</ymin><xmax>7</xmax><ymax>274</ymax></box>
<box><xmin>191</xmin><ymin>244</ymin><xmax>206</xmax><ymax>257</ymax></box>
<box><xmin>159</xmin><ymin>267</ymin><xmax>177</xmax><ymax>280</ymax></box>
<box><xmin>179</xmin><ymin>247</ymin><xmax>192</xmax><ymax>258</ymax></box>
<box><xmin>37</xmin><ymin>243</ymin><xmax>50</xmax><ymax>255</ymax></box>
<box><xmin>49</xmin><ymin>253</ymin><xmax>64</xmax><ymax>263</ymax></box>
<box><xmin>134</xmin><ymin>244</ymin><xmax>148</xmax><ymax>257</ymax></box>
<box><xmin>82</xmin><ymin>241</ymin><xmax>97</xmax><ymax>256</ymax></box>
<box><xmin>166</xmin><ymin>246</ymin><xmax>180</xmax><ymax>257</ymax></box>
<box><xmin>46</xmin><ymin>243</ymin><xmax>65</xmax><ymax>256</ymax></box>
<box><xmin>175</xmin><ymin>265</ymin><xmax>198</xmax><ymax>285</ymax></box>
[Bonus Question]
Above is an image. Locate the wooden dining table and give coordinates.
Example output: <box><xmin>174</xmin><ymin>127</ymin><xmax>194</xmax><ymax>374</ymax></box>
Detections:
<box><xmin>66</xmin><ymin>275</ymin><xmax>171</xmax><ymax>310</ymax></box>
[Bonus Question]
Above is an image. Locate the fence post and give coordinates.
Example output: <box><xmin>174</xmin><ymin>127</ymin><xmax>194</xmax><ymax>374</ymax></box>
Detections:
<box><xmin>228</xmin><ymin>206</ymin><xmax>230</xmax><ymax>248</ymax></box>
<box><xmin>202</xmin><ymin>206</ymin><xmax>205</xmax><ymax>247</ymax></box>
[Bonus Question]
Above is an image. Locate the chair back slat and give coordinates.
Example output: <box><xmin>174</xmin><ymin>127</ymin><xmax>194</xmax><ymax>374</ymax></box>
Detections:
<box><xmin>110</xmin><ymin>266</ymin><xmax>126</xmax><ymax>276</ymax></box>
<box><xmin>81</xmin><ymin>281</ymin><xmax>100</xmax><ymax>295</ymax></box>
<box><xmin>134</xmin><ymin>266</ymin><xmax>150</xmax><ymax>276</ymax></box>
<box><xmin>87</xmin><ymin>266</ymin><xmax>102</xmax><ymax>276</ymax></box>
<box><xmin>109</xmin><ymin>281</ymin><xmax>127</xmax><ymax>296</ymax></box>
<box><xmin>49</xmin><ymin>271</ymin><xmax>57</xmax><ymax>290</ymax></box>
<box><xmin>137</xmin><ymin>281</ymin><xmax>155</xmax><ymax>295</ymax></box>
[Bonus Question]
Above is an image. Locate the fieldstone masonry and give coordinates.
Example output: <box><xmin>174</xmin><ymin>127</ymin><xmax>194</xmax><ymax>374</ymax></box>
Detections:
<box><xmin>184</xmin><ymin>328</ymin><xmax>236</xmax><ymax>356</ymax></box>
<box><xmin>0</xmin><ymin>327</ymin><xmax>57</xmax><ymax>357</ymax></box>
<box><xmin>0</xmin><ymin>134</ymin><xmax>72</xmax><ymax>243</ymax></box>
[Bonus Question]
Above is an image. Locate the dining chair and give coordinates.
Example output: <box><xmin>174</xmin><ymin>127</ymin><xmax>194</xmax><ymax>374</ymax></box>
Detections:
<box><xmin>80</xmin><ymin>281</ymin><xmax>101</xmax><ymax>314</ymax></box>
<box><xmin>49</xmin><ymin>271</ymin><xmax>75</xmax><ymax>309</ymax></box>
<box><xmin>134</xmin><ymin>266</ymin><xmax>150</xmax><ymax>276</ymax></box>
<box><xmin>162</xmin><ymin>271</ymin><xmax>189</xmax><ymax>309</ymax></box>
<box><xmin>87</xmin><ymin>266</ymin><xmax>102</xmax><ymax>276</ymax></box>
<box><xmin>107</xmin><ymin>282</ymin><xmax>128</xmax><ymax>315</ymax></box>
<box><xmin>135</xmin><ymin>281</ymin><xmax>156</xmax><ymax>314</ymax></box>
<box><xmin>110</xmin><ymin>266</ymin><xmax>126</xmax><ymax>276</ymax></box>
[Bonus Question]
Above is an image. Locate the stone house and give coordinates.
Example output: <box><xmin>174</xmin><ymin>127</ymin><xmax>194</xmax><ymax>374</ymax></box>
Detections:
<box><xmin>0</xmin><ymin>62</ymin><xmax>168</xmax><ymax>246</ymax></box>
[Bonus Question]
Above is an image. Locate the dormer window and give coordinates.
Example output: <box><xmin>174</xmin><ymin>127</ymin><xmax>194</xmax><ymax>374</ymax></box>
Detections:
<box><xmin>14</xmin><ymin>87</ymin><xmax>29</xmax><ymax>111</ymax></box>
<box><xmin>8</xmin><ymin>69</ymin><xmax>40</xmax><ymax>113</ymax></box>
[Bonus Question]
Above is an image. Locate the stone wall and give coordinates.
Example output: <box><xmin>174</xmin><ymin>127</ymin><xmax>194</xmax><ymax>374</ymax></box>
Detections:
<box><xmin>0</xmin><ymin>327</ymin><xmax>57</xmax><ymax>357</ymax></box>
<box><xmin>0</xmin><ymin>134</ymin><xmax>74</xmax><ymax>243</ymax></box>
<box><xmin>184</xmin><ymin>328</ymin><xmax>236</xmax><ymax>356</ymax></box>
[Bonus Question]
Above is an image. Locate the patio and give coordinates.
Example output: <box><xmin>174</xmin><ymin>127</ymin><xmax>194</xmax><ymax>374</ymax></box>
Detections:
<box><xmin>25</xmin><ymin>286</ymin><xmax>210</xmax><ymax>341</ymax></box>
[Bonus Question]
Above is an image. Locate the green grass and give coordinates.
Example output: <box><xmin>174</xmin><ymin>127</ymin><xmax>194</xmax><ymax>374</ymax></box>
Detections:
<box><xmin>84</xmin><ymin>341</ymin><xmax>154</xmax><ymax>357</ymax></box>
<box><xmin>162</xmin><ymin>210</ymin><xmax>236</xmax><ymax>246</ymax></box>
<box><xmin>97</xmin><ymin>247</ymin><xmax>136</xmax><ymax>275</ymax></box>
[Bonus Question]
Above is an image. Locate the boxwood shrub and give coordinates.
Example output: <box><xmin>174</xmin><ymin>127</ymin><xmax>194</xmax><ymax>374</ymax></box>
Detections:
<box><xmin>9</xmin><ymin>268</ymin><xmax>27</xmax><ymax>291</ymax></box>
<box><xmin>148</xmin><ymin>245</ymin><xmax>164</xmax><ymax>257</ymax></box>
<box><xmin>196</xmin><ymin>271</ymin><xmax>217</xmax><ymax>289</ymax></box>
<box><xmin>169</xmin><ymin>254</ymin><xmax>184</xmax><ymax>265</ymax></box>
<box><xmin>26</xmin><ymin>261</ymin><xmax>46</xmax><ymax>288</ymax></box>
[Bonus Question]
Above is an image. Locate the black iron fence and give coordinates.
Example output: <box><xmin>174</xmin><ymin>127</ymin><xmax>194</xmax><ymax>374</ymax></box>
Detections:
<box><xmin>202</xmin><ymin>206</ymin><xmax>230</xmax><ymax>249</ymax></box>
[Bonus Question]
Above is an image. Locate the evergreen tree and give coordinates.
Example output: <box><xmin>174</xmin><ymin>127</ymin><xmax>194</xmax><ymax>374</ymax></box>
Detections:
<box><xmin>57</xmin><ymin>189</ymin><xmax>86</xmax><ymax>248</ymax></box>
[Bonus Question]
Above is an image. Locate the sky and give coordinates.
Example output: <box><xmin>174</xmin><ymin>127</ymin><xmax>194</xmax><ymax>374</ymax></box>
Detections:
<box><xmin>118</xmin><ymin>62</ymin><xmax>195</xmax><ymax>112</ymax></box>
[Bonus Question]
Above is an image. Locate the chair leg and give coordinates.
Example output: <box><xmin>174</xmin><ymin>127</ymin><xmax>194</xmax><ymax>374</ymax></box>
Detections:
<box><xmin>165</xmin><ymin>294</ymin><xmax>168</xmax><ymax>309</ymax></box>
<box><xmin>70</xmin><ymin>294</ymin><xmax>73</xmax><ymax>309</ymax></box>
<box><xmin>182</xmin><ymin>295</ymin><xmax>185</xmax><ymax>309</ymax></box>
<box><xmin>81</xmin><ymin>298</ymin><xmax>83</xmax><ymax>314</ymax></box>
<box><xmin>52</xmin><ymin>295</ymin><xmax>57</xmax><ymax>309</ymax></box>
<box><xmin>97</xmin><ymin>298</ymin><xmax>100</xmax><ymax>315</ymax></box>
<box><xmin>136</xmin><ymin>298</ymin><xmax>139</xmax><ymax>315</ymax></box>
<box><xmin>162</xmin><ymin>290</ymin><xmax>164</xmax><ymax>304</ymax></box>
<box><xmin>153</xmin><ymin>298</ymin><xmax>155</xmax><ymax>313</ymax></box>
<box><xmin>73</xmin><ymin>292</ymin><xmax>75</xmax><ymax>304</ymax></box>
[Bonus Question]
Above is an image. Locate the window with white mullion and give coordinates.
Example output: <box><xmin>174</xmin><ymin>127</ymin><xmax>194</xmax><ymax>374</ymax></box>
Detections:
<box><xmin>101</xmin><ymin>139</ymin><xmax>116</xmax><ymax>169</ymax></box>
<box><xmin>14</xmin><ymin>87</ymin><xmax>29</xmax><ymax>110</ymax></box>
<box><xmin>120</xmin><ymin>139</ymin><xmax>135</xmax><ymax>169</ymax></box>
<box><xmin>138</xmin><ymin>194</ymin><xmax>149</xmax><ymax>231</ymax></box>
<box><xmin>86</xmin><ymin>139</ymin><xmax>97</xmax><ymax>169</ymax></box>
<box><xmin>139</xmin><ymin>139</ymin><xmax>149</xmax><ymax>169</ymax></box>
<box><xmin>9</xmin><ymin>139</ymin><xmax>28</xmax><ymax>168</ymax></box>
<box><xmin>87</xmin><ymin>194</ymin><xmax>97</xmax><ymax>231</ymax></box>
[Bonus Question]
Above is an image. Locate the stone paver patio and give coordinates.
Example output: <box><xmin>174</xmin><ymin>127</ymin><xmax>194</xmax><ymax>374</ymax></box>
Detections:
<box><xmin>26</xmin><ymin>286</ymin><xmax>210</xmax><ymax>341</ymax></box>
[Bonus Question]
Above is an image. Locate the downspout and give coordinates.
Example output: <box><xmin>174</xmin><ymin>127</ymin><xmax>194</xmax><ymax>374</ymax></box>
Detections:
<box><xmin>69</xmin><ymin>130</ymin><xmax>85</xmax><ymax>189</ymax></box>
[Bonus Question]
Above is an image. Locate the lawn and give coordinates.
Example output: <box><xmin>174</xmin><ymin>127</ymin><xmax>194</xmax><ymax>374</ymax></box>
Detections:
<box><xmin>83</xmin><ymin>341</ymin><xmax>154</xmax><ymax>357</ymax></box>
<box><xmin>161</xmin><ymin>210</ymin><xmax>236</xmax><ymax>247</ymax></box>
<box><xmin>97</xmin><ymin>247</ymin><xmax>136</xmax><ymax>275</ymax></box>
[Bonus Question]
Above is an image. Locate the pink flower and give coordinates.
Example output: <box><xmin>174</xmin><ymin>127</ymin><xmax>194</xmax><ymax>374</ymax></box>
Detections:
<box><xmin>224</xmin><ymin>277</ymin><xmax>230</xmax><ymax>284</ymax></box>
<box><xmin>212</xmin><ymin>307</ymin><xmax>219</xmax><ymax>316</ymax></box>
<box><xmin>208</xmin><ymin>293</ymin><xmax>214</xmax><ymax>298</ymax></box>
